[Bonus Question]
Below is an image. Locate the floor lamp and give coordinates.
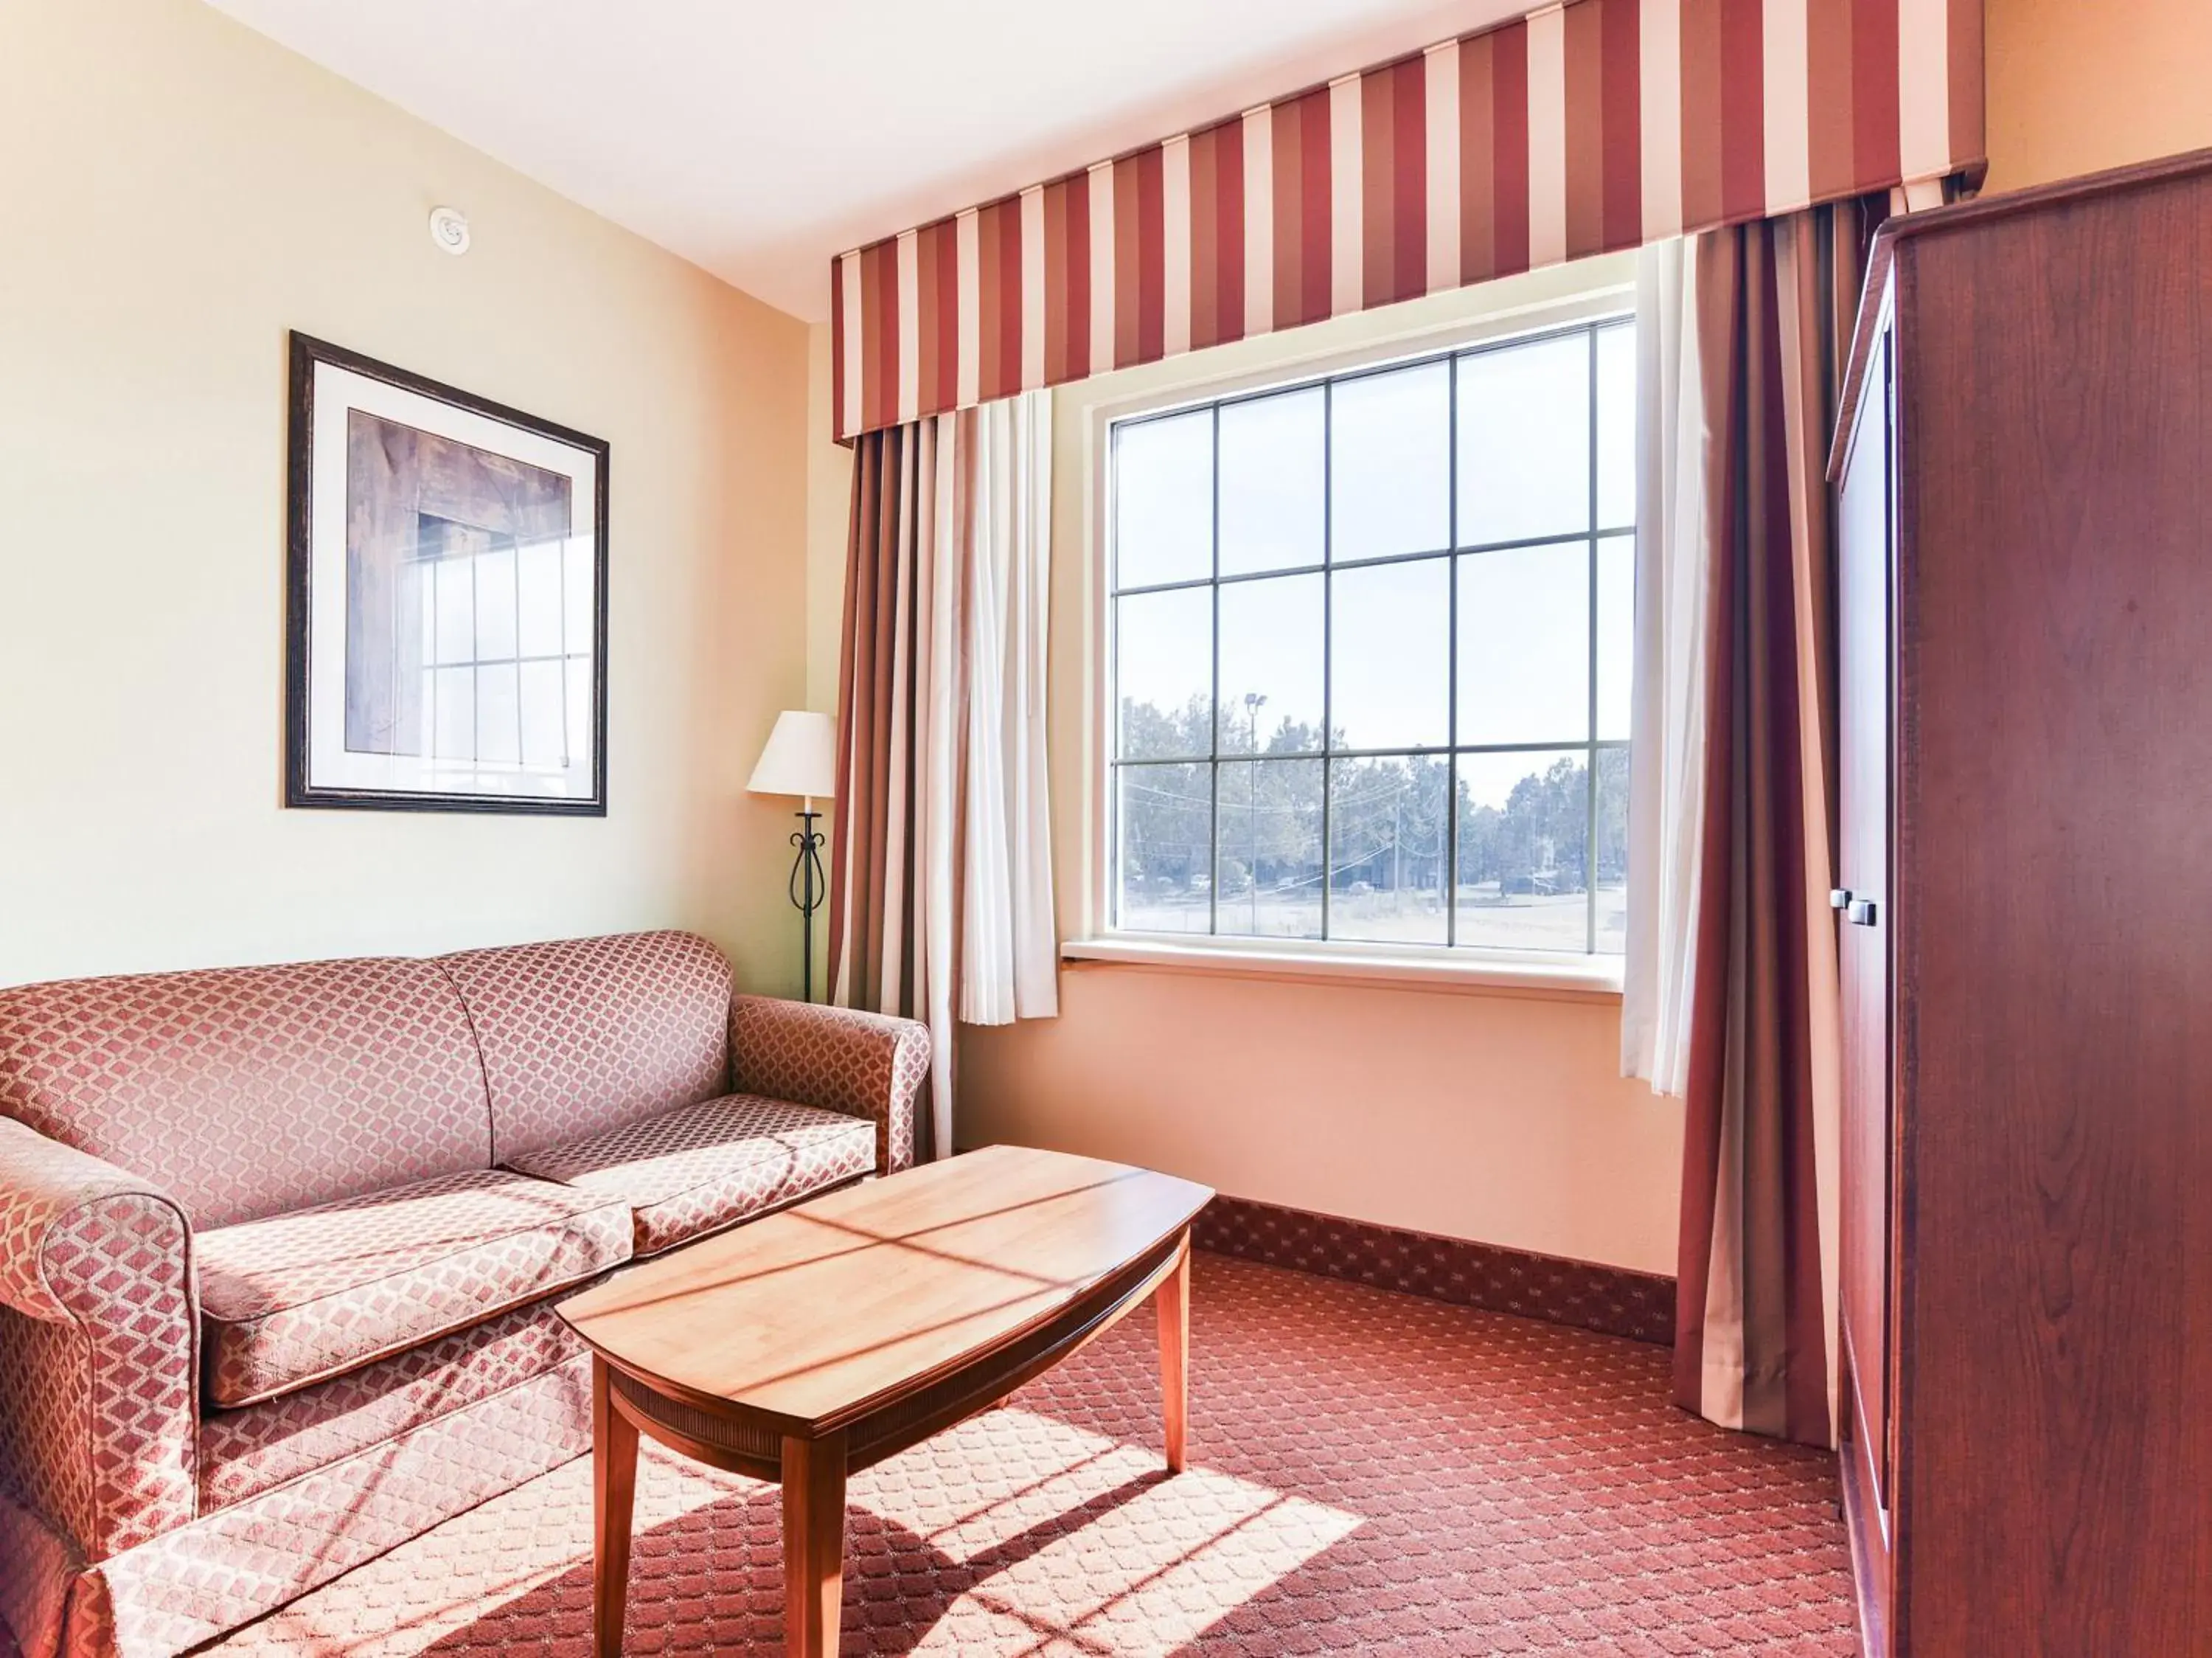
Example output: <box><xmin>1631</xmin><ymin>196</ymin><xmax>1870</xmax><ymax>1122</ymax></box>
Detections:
<box><xmin>746</xmin><ymin>710</ymin><xmax>836</xmax><ymax>1003</ymax></box>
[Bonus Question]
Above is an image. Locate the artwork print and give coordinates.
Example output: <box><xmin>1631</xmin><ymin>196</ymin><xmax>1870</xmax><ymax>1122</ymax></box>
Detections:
<box><xmin>285</xmin><ymin>334</ymin><xmax>608</xmax><ymax>813</ymax></box>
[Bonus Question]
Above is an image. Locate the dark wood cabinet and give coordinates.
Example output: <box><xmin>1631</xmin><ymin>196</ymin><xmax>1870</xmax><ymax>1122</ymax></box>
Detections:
<box><xmin>1829</xmin><ymin>150</ymin><xmax>2212</xmax><ymax>1657</ymax></box>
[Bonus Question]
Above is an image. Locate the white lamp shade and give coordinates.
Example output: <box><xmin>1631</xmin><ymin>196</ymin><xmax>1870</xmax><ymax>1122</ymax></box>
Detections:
<box><xmin>747</xmin><ymin>710</ymin><xmax>837</xmax><ymax>800</ymax></box>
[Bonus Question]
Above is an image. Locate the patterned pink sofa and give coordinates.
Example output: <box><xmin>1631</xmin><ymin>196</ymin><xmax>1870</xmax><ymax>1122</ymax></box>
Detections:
<box><xmin>0</xmin><ymin>931</ymin><xmax>928</xmax><ymax>1658</ymax></box>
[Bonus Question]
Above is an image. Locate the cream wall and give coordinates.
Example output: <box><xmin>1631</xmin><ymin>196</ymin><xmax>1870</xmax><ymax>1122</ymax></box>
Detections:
<box><xmin>0</xmin><ymin>0</ymin><xmax>813</xmax><ymax>993</ymax></box>
<box><xmin>1983</xmin><ymin>0</ymin><xmax>2212</xmax><ymax>194</ymax></box>
<box><xmin>964</xmin><ymin>971</ymin><xmax>1680</xmax><ymax>1270</ymax></box>
<box><xmin>802</xmin><ymin>327</ymin><xmax>853</xmax><ymax>977</ymax></box>
<box><xmin>805</xmin><ymin>330</ymin><xmax>852</xmax><ymax>717</ymax></box>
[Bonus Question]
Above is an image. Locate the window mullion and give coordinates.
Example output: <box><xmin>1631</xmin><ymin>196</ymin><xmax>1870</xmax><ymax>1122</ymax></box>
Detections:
<box><xmin>1108</xmin><ymin>423</ymin><xmax>1121</xmax><ymax>929</ymax></box>
<box><xmin>1585</xmin><ymin>325</ymin><xmax>1601</xmax><ymax>955</ymax></box>
<box><xmin>1320</xmin><ymin>378</ymin><xmax>1334</xmax><ymax>943</ymax></box>
<box><xmin>1208</xmin><ymin>403</ymin><xmax>1221</xmax><ymax>939</ymax></box>
<box><xmin>1446</xmin><ymin>351</ymin><xmax>1460</xmax><ymax>951</ymax></box>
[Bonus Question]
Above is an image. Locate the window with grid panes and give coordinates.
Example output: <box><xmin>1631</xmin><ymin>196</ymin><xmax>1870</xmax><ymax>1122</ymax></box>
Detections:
<box><xmin>1107</xmin><ymin>318</ymin><xmax>1635</xmax><ymax>955</ymax></box>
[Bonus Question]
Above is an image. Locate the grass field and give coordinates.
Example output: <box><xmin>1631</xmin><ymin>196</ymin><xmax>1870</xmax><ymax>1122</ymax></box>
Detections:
<box><xmin>1121</xmin><ymin>882</ymin><xmax>1625</xmax><ymax>955</ymax></box>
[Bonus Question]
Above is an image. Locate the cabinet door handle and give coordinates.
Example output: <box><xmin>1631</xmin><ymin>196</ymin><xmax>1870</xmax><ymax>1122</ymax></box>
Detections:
<box><xmin>1829</xmin><ymin>888</ymin><xmax>1854</xmax><ymax>910</ymax></box>
<box><xmin>1847</xmin><ymin>898</ymin><xmax>1879</xmax><ymax>927</ymax></box>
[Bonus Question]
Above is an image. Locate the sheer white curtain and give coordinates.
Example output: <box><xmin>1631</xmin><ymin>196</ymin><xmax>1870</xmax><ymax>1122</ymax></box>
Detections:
<box><xmin>1620</xmin><ymin>236</ymin><xmax>1717</xmax><ymax>1097</ymax></box>
<box><xmin>832</xmin><ymin>390</ymin><xmax>1058</xmax><ymax>1158</ymax></box>
<box><xmin>959</xmin><ymin>395</ymin><xmax>1059</xmax><ymax>1027</ymax></box>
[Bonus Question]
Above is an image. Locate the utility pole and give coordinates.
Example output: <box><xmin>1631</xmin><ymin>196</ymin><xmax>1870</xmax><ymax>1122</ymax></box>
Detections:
<box><xmin>1244</xmin><ymin>692</ymin><xmax>1267</xmax><ymax>931</ymax></box>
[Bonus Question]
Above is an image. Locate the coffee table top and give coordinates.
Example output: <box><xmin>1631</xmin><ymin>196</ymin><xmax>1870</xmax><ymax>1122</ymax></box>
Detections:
<box><xmin>558</xmin><ymin>1144</ymin><xmax>1211</xmax><ymax>1435</ymax></box>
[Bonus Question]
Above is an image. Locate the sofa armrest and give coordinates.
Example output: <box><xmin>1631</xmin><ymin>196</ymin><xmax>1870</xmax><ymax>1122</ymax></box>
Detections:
<box><xmin>728</xmin><ymin>997</ymin><xmax>931</xmax><ymax>1174</ymax></box>
<box><xmin>0</xmin><ymin>1117</ymin><xmax>198</xmax><ymax>1561</ymax></box>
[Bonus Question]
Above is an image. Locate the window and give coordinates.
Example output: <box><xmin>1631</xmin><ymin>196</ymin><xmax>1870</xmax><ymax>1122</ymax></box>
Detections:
<box><xmin>1107</xmin><ymin>317</ymin><xmax>1635</xmax><ymax>957</ymax></box>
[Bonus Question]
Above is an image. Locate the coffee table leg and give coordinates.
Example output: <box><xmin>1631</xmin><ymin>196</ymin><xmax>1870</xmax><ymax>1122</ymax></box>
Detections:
<box><xmin>1158</xmin><ymin>1232</ymin><xmax>1191</xmax><ymax>1474</ymax></box>
<box><xmin>782</xmin><ymin>1429</ymin><xmax>849</xmax><ymax>1657</ymax></box>
<box><xmin>592</xmin><ymin>1356</ymin><xmax>640</xmax><ymax>1658</ymax></box>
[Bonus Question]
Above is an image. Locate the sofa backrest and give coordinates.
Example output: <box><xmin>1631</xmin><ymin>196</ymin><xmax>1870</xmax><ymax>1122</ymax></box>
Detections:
<box><xmin>0</xmin><ymin>957</ymin><xmax>492</xmax><ymax>1229</ymax></box>
<box><xmin>440</xmin><ymin>930</ymin><xmax>731</xmax><ymax>1165</ymax></box>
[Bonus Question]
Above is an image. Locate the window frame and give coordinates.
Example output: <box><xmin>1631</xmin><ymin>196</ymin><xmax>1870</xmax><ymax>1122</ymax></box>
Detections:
<box><xmin>1082</xmin><ymin>288</ymin><xmax>1636</xmax><ymax>989</ymax></box>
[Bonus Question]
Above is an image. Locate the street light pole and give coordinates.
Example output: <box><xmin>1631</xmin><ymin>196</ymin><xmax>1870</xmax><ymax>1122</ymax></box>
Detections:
<box><xmin>1393</xmin><ymin>795</ymin><xmax>1402</xmax><ymax>907</ymax></box>
<box><xmin>1244</xmin><ymin>692</ymin><xmax>1267</xmax><ymax>932</ymax></box>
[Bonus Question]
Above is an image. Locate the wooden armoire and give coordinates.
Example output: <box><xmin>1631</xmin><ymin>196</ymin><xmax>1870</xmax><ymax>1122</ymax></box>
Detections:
<box><xmin>1829</xmin><ymin>152</ymin><xmax>2212</xmax><ymax>1654</ymax></box>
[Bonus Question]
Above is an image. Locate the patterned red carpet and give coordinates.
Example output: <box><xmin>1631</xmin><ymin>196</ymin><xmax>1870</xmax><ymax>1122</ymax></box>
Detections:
<box><xmin>193</xmin><ymin>1254</ymin><xmax>1854</xmax><ymax>1656</ymax></box>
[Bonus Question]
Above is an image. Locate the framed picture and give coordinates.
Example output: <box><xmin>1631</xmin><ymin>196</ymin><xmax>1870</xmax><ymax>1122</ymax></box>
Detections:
<box><xmin>285</xmin><ymin>333</ymin><xmax>609</xmax><ymax>814</ymax></box>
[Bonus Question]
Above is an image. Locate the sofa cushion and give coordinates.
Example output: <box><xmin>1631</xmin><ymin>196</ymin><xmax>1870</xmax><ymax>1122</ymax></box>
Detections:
<box><xmin>503</xmin><ymin>1094</ymin><xmax>875</xmax><ymax>1257</ymax></box>
<box><xmin>442</xmin><ymin>932</ymin><xmax>732</xmax><ymax>1165</ymax></box>
<box><xmin>0</xmin><ymin>957</ymin><xmax>492</xmax><ymax>1229</ymax></box>
<box><xmin>198</xmin><ymin>1297</ymin><xmax>589</xmax><ymax>1511</ymax></box>
<box><xmin>197</xmin><ymin>1168</ymin><xmax>632</xmax><ymax>1408</ymax></box>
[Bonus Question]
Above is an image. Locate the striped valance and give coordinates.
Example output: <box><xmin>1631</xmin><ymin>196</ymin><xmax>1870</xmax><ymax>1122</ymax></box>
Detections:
<box><xmin>831</xmin><ymin>0</ymin><xmax>1982</xmax><ymax>441</ymax></box>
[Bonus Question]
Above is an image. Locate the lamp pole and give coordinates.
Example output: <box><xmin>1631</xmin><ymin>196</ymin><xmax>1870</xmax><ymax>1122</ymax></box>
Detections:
<box><xmin>746</xmin><ymin>710</ymin><xmax>838</xmax><ymax>1005</ymax></box>
<box><xmin>790</xmin><ymin>799</ymin><xmax>827</xmax><ymax>1003</ymax></box>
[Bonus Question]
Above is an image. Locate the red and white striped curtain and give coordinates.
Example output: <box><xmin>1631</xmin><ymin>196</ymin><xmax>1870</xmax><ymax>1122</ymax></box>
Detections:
<box><xmin>827</xmin><ymin>395</ymin><xmax>1060</xmax><ymax>1159</ymax></box>
<box><xmin>1626</xmin><ymin>195</ymin><xmax>1884</xmax><ymax>1445</ymax></box>
<box><xmin>832</xmin><ymin>0</ymin><xmax>1981</xmax><ymax>441</ymax></box>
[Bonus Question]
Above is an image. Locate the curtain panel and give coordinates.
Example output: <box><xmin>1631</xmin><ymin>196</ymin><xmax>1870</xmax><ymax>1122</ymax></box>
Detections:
<box><xmin>1628</xmin><ymin>197</ymin><xmax>1880</xmax><ymax>1446</ymax></box>
<box><xmin>831</xmin><ymin>0</ymin><xmax>1980</xmax><ymax>440</ymax></box>
<box><xmin>828</xmin><ymin>393</ymin><xmax>1058</xmax><ymax>1159</ymax></box>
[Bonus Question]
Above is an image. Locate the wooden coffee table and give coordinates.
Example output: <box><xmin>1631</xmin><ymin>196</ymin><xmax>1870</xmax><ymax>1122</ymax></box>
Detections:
<box><xmin>557</xmin><ymin>1143</ymin><xmax>1214</xmax><ymax>1657</ymax></box>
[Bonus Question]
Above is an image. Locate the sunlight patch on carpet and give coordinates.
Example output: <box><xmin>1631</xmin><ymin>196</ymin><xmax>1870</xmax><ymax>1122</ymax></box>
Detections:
<box><xmin>212</xmin><ymin>1409</ymin><xmax>1360</xmax><ymax>1658</ymax></box>
<box><xmin>876</xmin><ymin>1409</ymin><xmax>1363</xmax><ymax>1657</ymax></box>
<box><xmin>217</xmin><ymin>1450</ymin><xmax>744</xmax><ymax>1656</ymax></box>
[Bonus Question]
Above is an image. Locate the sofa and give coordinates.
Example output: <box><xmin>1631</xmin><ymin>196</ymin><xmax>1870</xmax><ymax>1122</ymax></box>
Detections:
<box><xmin>0</xmin><ymin>930</ymin><xmax>929</xmax><ymax>1658</ymax></box>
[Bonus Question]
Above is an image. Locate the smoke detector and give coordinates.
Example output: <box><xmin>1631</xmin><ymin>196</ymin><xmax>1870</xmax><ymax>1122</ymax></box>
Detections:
<box><xmin>428</xmin><ymin>207</ymin><xmax>471</xmax><ymax>255</ymax></box>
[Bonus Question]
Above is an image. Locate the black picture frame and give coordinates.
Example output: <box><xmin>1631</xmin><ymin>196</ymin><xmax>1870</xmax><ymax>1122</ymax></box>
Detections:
<box><xmin>284</xmin><ymin>332</ymin><xmax>611</xmax><ymax>815</ymax></box>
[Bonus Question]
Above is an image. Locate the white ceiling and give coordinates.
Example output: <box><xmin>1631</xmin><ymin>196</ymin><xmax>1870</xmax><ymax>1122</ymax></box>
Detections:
<box><xmin>204</xmin><ymin>0</ymin><xmax>1530</xmax><ymax>322</ymax></box>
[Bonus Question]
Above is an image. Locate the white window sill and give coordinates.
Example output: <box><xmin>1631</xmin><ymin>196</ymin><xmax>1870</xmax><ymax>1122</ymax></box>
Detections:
<box><xmin>1060</xmin><ymin>937</ymin><xmax>1624</xmax><ymax>1002</ymax></box>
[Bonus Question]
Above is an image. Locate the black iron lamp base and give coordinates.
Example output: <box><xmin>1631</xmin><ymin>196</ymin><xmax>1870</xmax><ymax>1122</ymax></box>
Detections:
<box><xmin>788</xmin><ymin>809</ymin><xmax>827</xmax><ymax>1002</ymax></box>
